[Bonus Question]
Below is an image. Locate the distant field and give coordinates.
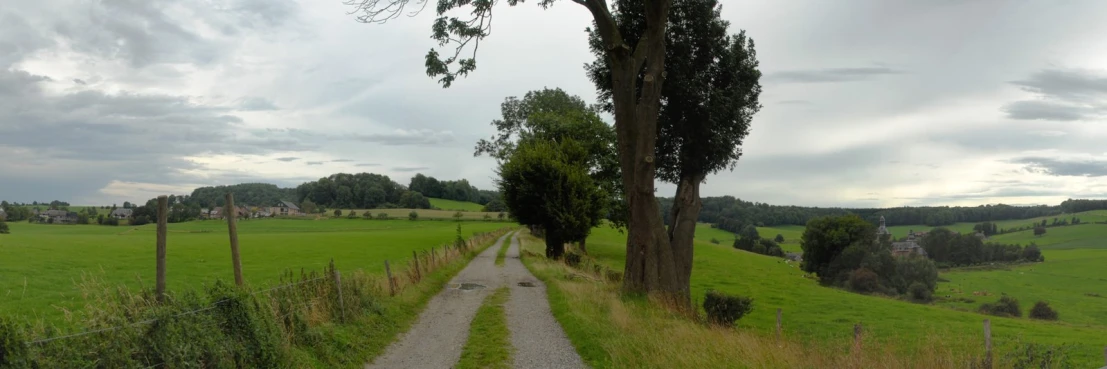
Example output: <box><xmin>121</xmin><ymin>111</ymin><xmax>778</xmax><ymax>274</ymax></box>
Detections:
<box><xmin>334</xmin><ymin>207</ymin><xmax>501</xmax><ymax>220</ymax></box>
<box><xmin>582</xmin><ymin>226</ymin><xmax>1107</xmax><ymax>366</ymax></box>
<box><xmin>883</xmin><ymin>210</ymin><xmax>1107</xmax><ymax>239</ymax></box>
<box><xmin>428</xmin><ymin>198</ymin><xmax>485</xmax><ymax>212</ymax></box>
<box><xmin>692</xmin><ymin>223</ymin><xmax>805</xmax><ymax>253</ymax></box>
<box><xmin>0</xmin><ymin>219</ymin><xmax>513</xmax><ymax>322</ymax></box>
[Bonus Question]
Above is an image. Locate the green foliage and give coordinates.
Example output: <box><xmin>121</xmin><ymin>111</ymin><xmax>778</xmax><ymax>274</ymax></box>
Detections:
<box><xmin>481</xmin><ymin>199</ymin><xmax>506</xmax><ymax>212</ymax></box>
<box><xmin>498</xmin><ymin>139</ymin><xmax>606</xmax><ymax>259</ymax></box>
<box><xmin>456</xmin><ymin>288</ymin><xmax>512</xmax><ymax>369</ymax></box>
<box><xmin>702</xmin><ymin>290</ymin><xmax>753</xmax><ymax>327</ymax></box>
<box><xmin>892</xmin><ymin>256</ymin><xmax>938</xmax><ymax>295</ymax></box>
<box><xmin>497</xmin><ymin>212</ymin><xmax>505</xmax><ymax>220</ymax></box>
<box><xmin>297</xmin><ymin>172</ymin><xmax>429</xmax><ymax>210</ymax></box>
<box><xmin>774</xmin><ymin>234</ymin><xmax>784</xmax><ymax>243</ymax></box>
<box><xmin>408</xmin><ymin>211</ymin><xmax>418</xmax><ymax>221</ymax></box>
<box><xmin>1001</xmin><ymin>340</ymin><xmax>1076</xmax><ymax>369</ymax></box>
<box><xmin>333</xmin><ymin>209</ymin><xmax>342</xmax><ymax>217</ymax></box>
<box><xmin>907</xmin><ymin>282</ymin><xmax>932</xmax><ymax>303</ymax></box>
<box><xmin>453</xmin><ymin>211</ymin><xmax>464</xmax><ymax>222</ymax></box>
<box><xmin>188</xmin><ymin>183</ymin><xmax>297</xmax><ymax>208</ymax></box>
<box><xmin>1029</xmin><ymin>301</ymin><xmax>1059</xmax><ymax>321</ymax></box>
<box><xmin>847</xmin><ymin>268</ymin><xmax>881</xmax><ymax>294</ymax></box>
<box><xmin>347</xmin><ymin>210</ymin><xmax>358</xmax><ymax>219</ymax></box>
<box><xmin>800</xmin><ymin>214</ymin><xmax>876</xmax><ymax>283</ymax></box>
<box><xmin>377</xmin><ymin>213</ymin><xmax>389</xmax><ymax>220</ymax></box>
<box><xmin>0</xmin><ymin>220</ymin><xmax>8</xmax><ymax>234</ymax></box>
<box><xmin>300</xmin><ymin>199</ymin><xmax>318</xmax><ymax>214</ymax></box>
<box><xmin>475</xmin><ymin>88</ymin><xmax>624</xmax><ymax>230</ymax></box>
<box><xmin>709</xmin><ymin>238</ymin><xmax>719</xmax><ymax>245</ymax></box>
<box><xmin>980</xmin><ymin>296</ymin><xmax>1022</xmax><ymax>317</ymax></box>
<box><xmin>409</xmin><ymin>174</ymin><xmax>495</xmax><ymax>204</ymax></box>
<box><xmin>1033</xmin><ymin>226</ymin><xmax>1046</xmax><ymax>236</ymax></box>
<box><xmin>564</xmin><ymin>252</ymin><xmax>582</xmax><ymax>268</ymax></box>
<box><xmin>1022</xmin><ymin>243</ymin><xmax>1042</xmax><ymax>261</ymax></box>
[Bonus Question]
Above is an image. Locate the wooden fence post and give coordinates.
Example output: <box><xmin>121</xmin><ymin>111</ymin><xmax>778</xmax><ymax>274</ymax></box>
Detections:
<box><xmin>413</xmin><ymin>250</ymin><xmax>422</xmax><ymax>282</ymax></box>
<box><xmin>156</xmin><ymin>195</ymin><xmax>168</xmax><ymax>302</ymax></box>
<box><xmin>431</xmin><ymin>247</ymin><xmax>436</xmax><ymax>269</ymax></box>
<box><xmin>331</xmin><ymin>259</ymin><xmax>344</xmax><ymax>322</ymax></box>
<box><xmin>385</xmin><ymin>260</ymin><xmax>396</xmax><ymax>296</ymax></box>
<box><xmin>853</xmin><ymin>322</ymin><xmax>862</xmax><ymax>366</ymax></box>
<box><xmin>775</xmin><ymin>308</ymin><xmax>782</xmax><ymax>341</ymax></box>
<box><xmin>983</xmin><ymin>319</ymin><xmax>992</xmax><ymax>369</ymax></box>
<box><xmin>225</xmin><ymin>193</ymin><xmax>244</xmax><ymax>286</ymax></box>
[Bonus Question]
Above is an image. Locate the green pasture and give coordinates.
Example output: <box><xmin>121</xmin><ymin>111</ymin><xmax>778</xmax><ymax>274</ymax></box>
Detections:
<box><xmin>0</xmin><ymin>219</ymin><xmax>512</xmax><ymax>322</ymax></box>
<box><xmin>692</xmin><ymin>223</ymin><xmax>805</xmax><ymax>253</ymax></box>
<box><xmin>337</xmin><ymin>207</ymin><xmax>500</xmax><ymax>220</ymax></box>
<box><xmin>429</xmin><ymin>198</ymin><xmax>486</xmax><ymax>212</ymax></box>
<box><xmin>883</xmin><ymin>210</ymin><xmax>1107</xmax><ymax>239</ymax></box>
<box><xmin>580</xmin><ymin>226</ymin><xmax>1107</xmax><ymax>366</ymax></box>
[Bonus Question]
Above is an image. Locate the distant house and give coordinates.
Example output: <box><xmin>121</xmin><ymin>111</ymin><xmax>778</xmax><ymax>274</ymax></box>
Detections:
<box><xmin>785</xmin><ymin>252</ymin><xmax>803</xmax><ymax>262</ymax></box>
<box><xmin>199</xmin><ymin>208</ymin><xmax>210</xmax><ymax>219</ymax></box>
<box><xmin>883</xmin><ymin>217</ymin><xmax>927</xmax><ymax>258</ymax></box>
<box><xmin>210</xmin><ymin>207</ymin><xmax>223</xmax><ymax>219</ymax></box>
<box><xmin>0</xmin><ymin>208</ymin><xmax>6</xmax><ymax>221</ymax></box>
<box><xmin>272</xmin><ymin>201</ymin><xmax>302</xmax><ymax>216</ymax></box>
<box><xmin>110</xmin><ymin>208</ymin><xmax>133</xmax><ymax>219</ymax></box>
<box><xmin>41</xmin><ymin>209</ymin><xmax>78</xmax><ymax>224</ymax></box>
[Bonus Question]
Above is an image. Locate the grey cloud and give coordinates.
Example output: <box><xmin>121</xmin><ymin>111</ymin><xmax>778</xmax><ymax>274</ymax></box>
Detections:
<box><xmin>355</xmin><ymin>163</ymin><xmax>380</xmax><ymax>167</ymax></box>
<box><xmin>1004</xmin><ymin>68</ymin><xmax>1107</xmax><ymax>121</ymax></box>
<box><xmin>331</xmin><ymin>159</ymin><xmax>354</xmax><ymax>162</ymax></box>
<box><xmin>73</xmin><ymin>78</ymin><xmax>87</xmax><ymax>85</ymax></box>
<box><xmin>347</xmin><ymin>129</ymin><xmax>455</xmax><ymax>146</ymax></box>
<box><xmin>392</xmin><ymin>166</ymin><xmax>430</xmax><ymax>172</ymax></box>
<box><xmin>237</xmin><ymin>97</ymin><xmax>279</xmax><ymax>111</ymax></box>
<box><xmin>305</xmin><ymin>161</ymin><xmax>323</xmax><ymax>165</ymax></box>
<box><xmin>1008</xmin><ymin>157</ymin><xmax>1107</xmax><ymax>177</ymax></box>
<box><xmin>275</xmin><ymin>157</ymin><xmax>299</xmax><ymax>162</ymax></box>
<box><xmin>768</xmin><ymin>67</ymin><xmax>905</xmax><ymax>83</ymax></box>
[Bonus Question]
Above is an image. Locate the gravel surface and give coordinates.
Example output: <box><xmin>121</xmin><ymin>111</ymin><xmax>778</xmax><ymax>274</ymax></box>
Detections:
<box><xmin>503</xmin><ymin>232</ymin><xmax>587</xmax><ymax>369</ymax></box>
<box><xmin>365</xmin><ymin>232</ymin><xmax>513</xmax><ymax>369</ymax></box>
<box><xmin>364</xmin><ymin>231</ymin><xmax>586</xmax><ymax>369</ymax></box>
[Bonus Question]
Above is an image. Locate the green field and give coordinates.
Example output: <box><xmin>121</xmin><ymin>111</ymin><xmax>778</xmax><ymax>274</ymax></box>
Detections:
<box><xmin>579</xmin><ymin>225</ymin><xmax>1107</xmax><ymax>366</ymax></box>
<box><xmin>0</xmin><ymin>219</ymin><xmax>512</xmax><ymax>322</ymax></box>
<box><xmin>337</xmin><ymin>207</ymin><xmax>500</xmax><ymax>220</ymax></box>
<box><xmin>429</xmin><ymin>198</ymin><xmax>486</xmax><ymax>212</ymax></box>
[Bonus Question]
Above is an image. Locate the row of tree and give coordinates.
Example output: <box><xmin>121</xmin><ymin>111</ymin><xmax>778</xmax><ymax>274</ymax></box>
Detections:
<box><xmin>920</xmin><ymin>228</ymin><xmax>1043</xmax><ymax>267</ymax></box>
<box><xmin>408</xmin><ymin>174</ymin><xmax>500</xmax><ymax>205</ymax></box>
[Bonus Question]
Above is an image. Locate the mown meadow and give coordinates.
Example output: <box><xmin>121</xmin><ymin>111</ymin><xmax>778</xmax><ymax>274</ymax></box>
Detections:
<box><xmin>0</xmin><ymin>218</ymin><xmax>512</xmax><ymax>323</ymax></box>
<box><xmin>565</xmin><ymin>221</ymin><xmax>1107</xmax><ymax>367</ymax></box>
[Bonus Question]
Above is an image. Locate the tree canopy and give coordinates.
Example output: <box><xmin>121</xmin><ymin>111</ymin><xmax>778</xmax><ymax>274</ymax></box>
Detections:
<box><xmin>296</xmin><ymin>172</ymin><xmax>428</xmax><ymax>210</ymax></box>
<box><xmin>498</xmin><ymin>139</ymin><xmax>606</xmax><ymax>259</ymax></box>
<box><xmin>408</xmin><ymin>174</ymin><xmax>499</xmax><ymax>204</ymax></box>
<box><xmin>188</xmin><ymin>183</ymin><xmax>297</xmax><ymax>208</ymax></box>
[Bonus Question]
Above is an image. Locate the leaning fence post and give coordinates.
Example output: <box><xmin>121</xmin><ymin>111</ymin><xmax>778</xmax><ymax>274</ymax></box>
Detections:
<box><xmin>156</xmin><ymin>195</ymin><xmax>168</xmax><ymax>302</ymax></box>
<box><xmin>983</xmin><ymin>319</ymin><xmax>992</xmax><ymax>369</ymax></box>
<box><xmin>331</xmin><ymin>259</ymin><xmax>345</xmax><ymax>322</ymax></box>
<box><xmin>225</xmin><ymin>193</ymin><xmax>244</xmax><ymax>286</ymax></box>
<box><xmin>413</xmin><ymin>250</ymin><xmax>422</xmax><ymax>282</ymax></box>
<box><xmin>385</xmin><ymin>260</ymin><xmax>396</xmax><ymax>296</ymax></box>
<box><xmin>775</xmin><ymin>308</ymin><xmax>782</xmax><ymax>342</ymax></box>
<box><xmin>431</xmin><ymin>247</ymin><xmax>437</xmax><ymax>269</ymax></box>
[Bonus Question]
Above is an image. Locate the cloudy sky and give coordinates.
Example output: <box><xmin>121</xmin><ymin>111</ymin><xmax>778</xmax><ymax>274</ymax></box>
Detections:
<box><xmin>3</xmin><ymin>0</ymin><xmax>1107</xmax><ymax>207</ymax></box>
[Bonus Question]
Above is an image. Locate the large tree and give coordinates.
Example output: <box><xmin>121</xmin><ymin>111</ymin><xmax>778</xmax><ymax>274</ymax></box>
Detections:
<box><xmin>498</xmin><ymin>139</ymin><xmax>607</xmax><ymax>258</ymax></box>
<box><xmin>475</xmin><ymin>88</ymin><xmax>624</xmax><ymax>240</ymax></box>
<box><xmin>584</xmin><ymin>0</ymin><xmax>762</xmax><ymax>301</ymax></box>
<box><xmin>346</xmin><ymin>0</ymin><xmax>690</xmax><ymax>302</ymax></box>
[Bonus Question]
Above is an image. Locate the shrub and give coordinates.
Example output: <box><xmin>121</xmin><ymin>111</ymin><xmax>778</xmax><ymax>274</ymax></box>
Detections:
<box><xmin>709</xmin><ymin>238</ymin><xmax>720</xmax><ymax>244</ymax></box>
<box><xmin>0</xmin><ymin>220</ymin><xmax>9</xmax><ymax>234</ymax></box>
<box><xmin>408</xmin><ymin>211</ymin><xmax>418</xmax><ymax>221</ymax></box>
<box><xmin>1002</xmin><ymin>340</ymin><xmax>1075</xmax><ymax>369</ymax></box>
<box><xmin>564</xmin><ymin>252</ymin><xmax>582</xmax><ymax>267</ymax></box>
<box><xmin>774</xmin><ymin>234</ymin><xmax>784</xmax><ymax>243</ymax></box>
<box><xmin>908</xmin><ymin>282</ymin><xmax>931</xmax><ymax>302</ymax></box>
<box><xmin>483</xmin><ymin>214</ymin><xmax>492</xmax><ymax>221</ymax></box>
<box><xmin>453</xmin><ymin>211</ymin><xmax>463</xmax><ymax>221</ymax></box>
<box><xmin>333</xmin><ymin>209</ymin><xmax>342</xmax><ymax>217</ymax></box>
<box><xmin>377</xmin><ymin>213</ymin><xmax>389</xmax><ymax>220</ymax></box>
<box><xmin>979</xmin><ymin>296</ymin><xmax>1021</xmax><ymax>317</ymax></box>
<box><xmin>1029</xmin><ymin>301</ymin><xmax>1058</xmax><ymax>320</ymax></box>
<box><xmin>346</xmin><ymin>210</ymin><xmax>358</xmax><ymax>219</ymax></box>
<box><xmin>702</xmin><ymin>290</ymin><xmax>753</xmax><ymax>327</ymax></box>
<box><xmin>847</xmin><ymin>268</ymin><xmax>880</xmax><ymax>294</ymax></box>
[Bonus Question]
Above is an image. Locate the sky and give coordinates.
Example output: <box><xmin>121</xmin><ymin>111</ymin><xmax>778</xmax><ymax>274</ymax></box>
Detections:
<box><xmin>3</xmin><ymin>0</ymin><xmax>1107</xmax><ymax>208</ymax></box>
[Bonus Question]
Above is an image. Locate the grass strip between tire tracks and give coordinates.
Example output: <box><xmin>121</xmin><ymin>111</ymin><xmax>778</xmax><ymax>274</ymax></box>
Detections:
<box><xmin>456</xmin><ymin>287</ymin><xmax>513</xmax><ymax>369</ymax></box>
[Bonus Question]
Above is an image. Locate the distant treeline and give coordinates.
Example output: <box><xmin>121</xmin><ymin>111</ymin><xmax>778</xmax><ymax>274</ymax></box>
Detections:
<box><xmin>659</xmin><ymin>196</ymin><xmax>1107</xmax><ymax>234</ymax></box>
<box><xmin>408</xmin><ymin>173</ymin><xmax>500</xmax><ymax>205</ymax></box>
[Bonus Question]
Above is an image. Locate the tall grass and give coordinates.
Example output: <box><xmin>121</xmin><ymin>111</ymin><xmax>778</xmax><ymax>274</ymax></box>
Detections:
<box><xmin>0</xmin><ymin>227</ymin><xmax>513</xmax><ymax>368</ymax></box>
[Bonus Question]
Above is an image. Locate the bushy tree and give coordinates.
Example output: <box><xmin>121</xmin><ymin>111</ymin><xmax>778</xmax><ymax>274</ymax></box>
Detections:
<box><xmin>980</xmin><ymin>296</ymin><xmax>1022</xmax><ymax>317</ymax></box>
<box><xmin>1029</xmin><ymin>301</ymin><xmax>1059</xmax><ymax>320</ymax></box>
<box><xmin>333</xmin><ymin>209</ymin><xmax>342</xmax><ymax>217</ymax></box>
<box><xmin>377</xmin><ymin>213</ymin><xmax>389</xmax><ymax>220</ymax></box>
<box><xmin>800</xmin><ymin>215</ymin><xmax>876</xmax><ymax>284</ymax></box>
<box><xmin>300</xmin><ymin>199</ymin><xmax>318</xmax><ymax>214</ymax></box>
<box><xmin>0</xmin><ymin>220</ymin><xmax>9</xmax><ymax>234</ymax></box>
<box><xmin>498</xmin><ymin>139</ymin><xmax>607</xmax><ymax>259</ymax></box>
<box><xmin>1033</xmin><ymin>226</ymin><xmax>1046</xmax><ymax>237</ymax></box>
<box><xmin>1022</xmin><ymin>243</ymin><xmax>1043</xmax><ymax>262</ymax></box>
<box><xmin>908</xmin><ymin>282</ymin><xmax>932</xmax><ymax>302</ymax></box>
<box><xmin>347</xmin><ymin>210</ymin><xmax>358</xmax><ymax>219</ymax></box>
<box><xmin>408</xmin><ymin>211</ymin><xmax>418</xmax><ymax>221</ymax></box>
<box><xmin>774</xmin><ymin>234</ymin><xmax>784</xmax><ymax>243</ymax></box>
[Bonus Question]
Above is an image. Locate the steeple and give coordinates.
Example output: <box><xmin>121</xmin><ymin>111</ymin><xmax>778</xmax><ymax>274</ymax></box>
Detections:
<box><xmin>880</xmin><ymin>216</ymin><xmax>886</xmax><ymax>228</ymax></box>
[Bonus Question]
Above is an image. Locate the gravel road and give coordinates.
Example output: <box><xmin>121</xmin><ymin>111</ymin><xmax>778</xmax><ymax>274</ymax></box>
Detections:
<box><xmin>364</xmin><ymin>230</ymin><xmax>586</xmax><ymax>369</ymax></box>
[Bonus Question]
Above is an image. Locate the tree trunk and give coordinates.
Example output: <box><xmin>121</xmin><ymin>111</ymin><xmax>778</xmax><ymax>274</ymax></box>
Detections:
<box><xmin>545</xmin><ymin>231</ymin><xmax>565</xmax><ymax>259</ymax></box>
<box><xmin>578</xmin><ymin>239</ymin><xmax>588</xmax><ymax>255</ymax></box>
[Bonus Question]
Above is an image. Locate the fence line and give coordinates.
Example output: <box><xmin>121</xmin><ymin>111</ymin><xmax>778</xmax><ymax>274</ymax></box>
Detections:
<box><xmin>21</xmin><ymin>226</ymin><xmax>514</xmax><ymax>347</ymax></box>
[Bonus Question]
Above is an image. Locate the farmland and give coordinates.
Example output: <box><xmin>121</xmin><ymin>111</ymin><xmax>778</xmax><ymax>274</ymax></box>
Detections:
<box><xmin>332</xmin><ymin>207</ymin><xmax>500</xmax><ymax>220</ymax></box>
<box><xmin>571</xmin><ymin>222</ymin><xmax>1107</xmax><ymax>366</ymax></box>
<box><xmin>428</xmin><ymin>198</ymin><xmax>487</xmax><ymax>212</ymax></box>
<box><xmin>0</xmin><ymin>218</ymin><xmax>512</xmax><ymax>322</ymax></box>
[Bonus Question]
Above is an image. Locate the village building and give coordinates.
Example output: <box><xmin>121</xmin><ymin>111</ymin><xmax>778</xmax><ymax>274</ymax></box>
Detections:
<box><xmin>271</xmin><ymin>201</ymin><xmax>302</xmax><ymax>216</ymax></box>
<box><xmin>878</xmin><ymin>216</ymin><xmax>927</xmax><ymax>258</ymax></box>
<box><xmin>110</xmin><ymin>208</ymin><xmax>133</xmax><ymax>219</ymax></box>
<box><xmin>0</xmin><ymin>208</ymin><xmax>6</xmax><ymax>220</ymax></box>
<box><xmin>40</xmin><ymin>209</ymin><xmax>78</xmax><ymax>224</ymax></box>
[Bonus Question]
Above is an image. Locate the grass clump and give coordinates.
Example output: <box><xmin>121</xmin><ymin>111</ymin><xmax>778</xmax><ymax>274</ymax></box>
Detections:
<box><xmin>456</xmin><ymin>287</ymin><xmax>512</xmax><ymax>369</ymax></box>
<box><xmin>496</xmin><ymin>236</ymin><xmax>511</xmax><ymax>266</ymax></box>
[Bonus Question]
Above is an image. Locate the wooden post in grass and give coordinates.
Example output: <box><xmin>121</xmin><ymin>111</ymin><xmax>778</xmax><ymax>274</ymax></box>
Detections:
<box><xmin>155</xmin><ymin>195</ymin><xmax>168</xmax><ymax>302</ymax></box>
<box><xmin>331</xmin><ymin>259</ymin><xmax>344</xmax><ymax>322</ymax></box>
<box><xmin>225</xmin><ymin>193</ymin><xmax>244</xmax><ymax>286</ymax></box>
<box><xmin>413</xmin><ymin>250</ymin><xmax>422</xmax><ymax>282</ymax></box>
<box><xmin>984</xmin><ymin>319</ymin><xmax>995</xmax><ymax>368</ymax></box>
<box><xmin>385</xmin><ymin>260</ymin><xmax>395</xmax><ymax>296</ymax></box>
<box><xmin>853</xmin><ymin>322</ymin><xmax>862</xmax><ymax>366</ymax></box>
<box><xmin>775</xmin><ymin>308</ymin><xmax>782</xmax><ymax>341</ymax></box>
<box><xmin>431</xmin><ymin>247</ymin><xmax>436</xmax><ymax>269</ymax></box>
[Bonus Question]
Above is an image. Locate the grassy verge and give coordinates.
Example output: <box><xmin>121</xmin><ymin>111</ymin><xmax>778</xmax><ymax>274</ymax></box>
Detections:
<box><xmin>518</xmin><ymin>233</ymin><xmax>1081</xmax><ymax>369</ymax></box>
<box><xmin>456</xmin><ymin>287</ymin><xmax>513</xmax><ymax>369</ymax></box>
<box><xmin>496</xmin><ymin>234</ymin><xmax>512</xmax><ymax>266</ymax></box>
